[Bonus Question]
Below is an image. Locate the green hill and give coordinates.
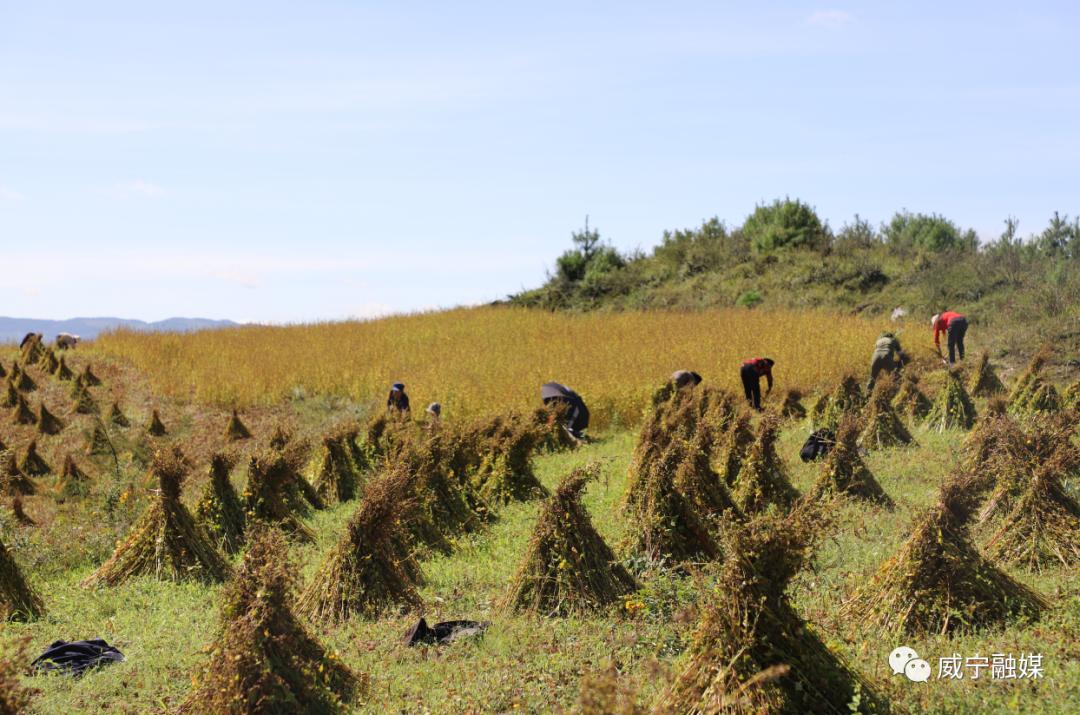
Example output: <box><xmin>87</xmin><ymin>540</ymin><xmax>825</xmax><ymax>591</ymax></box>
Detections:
<box><xmin>511</xmin><ymin>202</ymin><xmax>1080</xmax><ymax>371</ymax></box>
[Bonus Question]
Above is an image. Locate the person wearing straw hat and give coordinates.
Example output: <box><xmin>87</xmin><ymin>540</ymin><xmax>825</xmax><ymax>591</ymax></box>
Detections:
<box><xmin>931</xmin><ymin>311</ymin><xmax>968</xmax><ymax>365</ymax></box>
<box><xmin>425</xmin><ymin>402</ymin><xmax>441</xmax><ymax>425</ymax></box>
<box><xmin>387</xmin><ymin>382</ymin><xmax>411</xmax><ymax>415</ymax></box>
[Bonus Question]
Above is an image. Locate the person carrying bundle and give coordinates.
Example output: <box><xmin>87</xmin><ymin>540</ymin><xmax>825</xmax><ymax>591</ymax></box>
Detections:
<box><xmin>867</xmin><ymin>331</ymin><xmax>908</xmax><ymax>392</ymax></box>
<box><xmin>540</xmin><ymin>382</ymin><xmax>590</xmax><ymax>440</ymax></box>
<box><xmin>931</xmin><ymin>311</ymin><xmax>968</xmax><ymax>365</ymax></box>
<box><xmin>387</xmin><ymin>382</ymin><xmax>410</xmax><ymax>416</ymax></box>
<box><xmin>740</xmin><ymin>357</ymin><xmax>774</xmax><ymax>410</ymax></box>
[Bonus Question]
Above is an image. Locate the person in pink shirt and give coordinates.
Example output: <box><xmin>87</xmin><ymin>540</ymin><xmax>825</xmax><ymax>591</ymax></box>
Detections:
<box><xmin>931</xmin><ymin>311</ymin><xmax>968</xmax><ymax>365</ymax></box>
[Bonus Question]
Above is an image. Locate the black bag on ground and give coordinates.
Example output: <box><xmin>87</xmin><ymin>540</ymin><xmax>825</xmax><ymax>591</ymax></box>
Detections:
<box><xmin>404</xmin><ymin>617</ymin><xmax>489</xmax><ymax>646</ymax></box>
<box><xmin>31</xmin><ymin>639</ymin><xmax>125</xmax><ymax>677</ymax></box>
<box><xmin>800</xmin><ymin>429</ymin><xmax>835</xmax><ymax>463</ymax></box>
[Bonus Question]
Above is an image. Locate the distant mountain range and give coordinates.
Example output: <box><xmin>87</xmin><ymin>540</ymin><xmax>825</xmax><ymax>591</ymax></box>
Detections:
<box><xmin>0</xmin><ymin>316</ymin><xmax>240</xmax><ymax>344</ymax></box>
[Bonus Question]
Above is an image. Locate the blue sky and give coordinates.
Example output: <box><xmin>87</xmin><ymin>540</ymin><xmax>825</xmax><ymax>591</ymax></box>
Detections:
<box><xmin>1</xmin><ymin>1</ymin><xmax>1077</xmax><ymax>322</ymax></box>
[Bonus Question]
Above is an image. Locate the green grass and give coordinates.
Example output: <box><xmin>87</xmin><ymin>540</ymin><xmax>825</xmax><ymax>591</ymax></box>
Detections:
<box><xmin>4</xmin><ymin>423</ymin><xmax>1079</xmax><ymax>714</ymax></box>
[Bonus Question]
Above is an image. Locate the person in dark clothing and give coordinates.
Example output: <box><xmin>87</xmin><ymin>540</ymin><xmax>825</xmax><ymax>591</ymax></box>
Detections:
<box><xmin>387</xmin><ymin>382</ymin><xmax>410</xmax><ymax>415</ymax></box>
<box><xmin>932</xmin><ymin>312</ymin><xmax>968</xmax><ymax>364</ymax></box>
<box><xmin>740</xmin><ymin>357</ymin><xmax>774</xmax><ymax>410</ymax></box>
<box><xmin>867</xmin><ymin>332</ymin><xmax>908</xmax><ymax>393</ymax></box>
<box><xmin>540</xmin><ymin>382</ymin><xmax>590</xmax><ymax>439</ymax></box>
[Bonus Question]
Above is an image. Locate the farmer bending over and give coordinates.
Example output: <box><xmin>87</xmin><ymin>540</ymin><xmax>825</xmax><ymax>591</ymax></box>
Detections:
<box><xmin>387</xmin><ymin>382</ymin><xmax>410</xmax><ymax>416</ymax></box>
<box><xmin>671</xmin><ymin>370</ymin><xmax>703</xmax><ymax>390</ymax></box>
<box><xmin>867</xmin><ymin>332</ymin><xmax>908</xmax><ymax>392</ymax></box>
<box><xmin>740</xmin><ymin>357</ymin><xmax>774</xmax><ymax>411</ymax></box>
<box><xmin>540</xmin><ymin>382</ymin><xmax>590</xmax><ymax>440</ymax></box>
<box><xmin>931</xmin><ymin>311</ymin><xmax>968</xmax><ymax>365</ymax></box>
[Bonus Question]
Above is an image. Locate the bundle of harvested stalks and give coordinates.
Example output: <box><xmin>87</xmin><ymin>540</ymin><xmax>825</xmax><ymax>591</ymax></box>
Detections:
<box><xmin>18</xmin><ymin>335</ymin><xmax>43</xmax><ymax>365</ymax></box>
<box><xmin>12</xmin><ymin>497</ymin><xmax>34</xmax><ymax>527</ymax></box>
<box><xmin>858</xmin><ymin>375</ymin><xmax>913</xmax><ymax>449</ymax></box>
<box><xmin>244</xmin><ymin>445</ymin><xmax>319</xmax><ymax>542</ymax></box>
<box><xmin>195</xmin><ymin>453</ymin><xmax>246</xmax><ymax>555</ymax></box>
<box><xmin>147</xmin><ymin>409</ymin><xmax>167</xmax><ymax>436</ymax></box>
<box><xmin>85</xmin><ymin>423</ymin><xmax>112</xmax><ymax>456</ymax></box>
<box><xmin>715</xmin><ymin>413</ymin><xmax>755</xmax><ymax>488</ymax></box>
<box><xmin>1013</xmin><ymin>379</ymin><xmax>1062</xmax><ymax>416</ymax></box>
<box><xmin>780</xmin><ymin>388</ymin><xmax>807</xmax><ymax>420</ymax></box>
<box><xmin>35</xmin><ymin>402</ymin><xmax>63</xmax><ymax>436</ymax></box>
<box><xmin>983</xmin><ymin>451</ymin><xmax>1080</xmax><ymax>571</ymax></box>
<box><xmin>82</xmin><ymin>447</ymin><xmax>230</xmax><ymax>588</ymax></box>
<box><xmin>223</xmin><ymin>409</ymin><xmax>251</xmax><ymax>441</ymax></box>
<box><xmin>0</xmin><ymin>381</ymin><xmax>15</xmax><ymax>409</ymax></box>
<box><xmin>732</xmin><ymin>415</ymin><xmax>799</xmax><ymax>515</ymax></box>
<box><xmin>181</xmin><ymin>527</ymin><xmax>360</xmax><ymax>714</ymax></box>
<box><xmin>54</xmin><ymin>356</ymin><xmax>73</xmax><ymax>381</ymax></box>
<box><xmin>0</xmin><ymin>535</ymin><xmax>44</xmax><ymax>621</ymax></box>
<box><xmin>654</xmin><ymin>505</ymin><xmax>886</xmax><ymax>715</ymax></box>
<box><xmin>961</xmin><ymin>408</ymin><xmax>1022</xmax><ymax>496</ymax></box>
<box><xmin>0</xmin><ymin>452</ymin><xmax>36</xmax><ymax>496</ymax></box>
<box><xmin>624</xmin><ymin>436</ymin><xmax>734</xmax><ymax>564</ymax></box>
<box><xmin>843</xmin><ymin>471</ymin><xmax>1045</xmax><ymax>635</ymax></box>
<box><xmin>39</xmin><ymin>348</ymin><xmax>59</xmax><ymax>375</ymax></box>
<box><xmin>107</xmin><ymin>401</ymin><xmax>130</xmax><ymax>427</ymax></box>
<box><xmin>891</xmin><ymin>371</ymin><xmax>932</xmax><ymax>423</ymax></box>
<box><xmin>1009</xmin><ymin>347</ymin><xmax>1061</xmax><ymax>415</ymax></box>
<box><xmin>80</xmin><ymin>364</ymin><xmax>102</xmax><ymax>387</ymax></box>
<box><xmin>17</xmin><ymin>441</ymin><xmax>50</xmax><ymax>477</ymax></box>
<box><xmin>924</xmin><ymin>369</ymin><xmax>976</xmax><ymax>431</ymax></box>
<box><xmin>1064</xmin><ymin>380</ymin><xmax>1080</xmax><ymax>412</ymax></box>
<box><xmin>9</xmin><ymin>366</ymin><xmax>34</xmax><ymax>393</ymax></box>
<box><xmin>343</xmin><ymin>426</ymin><xmax>373</xmax><ymax>474</ymax></box>
<box><xmin>504</xmin><ymin>465</ymin><xmax>637</xmax><ymax>615</ymax></box>
<box><xmin>71</xmin><ymin>384</ymin><xmax>97</xmax><ymax>415</ymax></box>
<box><xmin>297</xmin><ymin>468</ymin><xmax>422</xmax><ymax>623</ymax></box>
<box><xmin>968</xmin><ymin>351</ymin><xmax>1005</xmax><ymax>396</ymax></box>
<box><xmin>312</xmin><ymin>429</ymin><xmax>362</xmax><ymax>504</ymax></box>
<box><xmin>56</xmin><ymin>455</ymin><xmax>91</xmax><ymax>500</ymax></box>
<box><xmin>1008</xmin><ymin>346</ymin><xmax>1050</xmax><ymax>403</ymax></box>
<box><xmin>627</xmin><ymin>388</ymin><xmax>737</xmax><ymax>503</ymax></box>
<box><xmin>466</xmin><ymin>414</ymin><xmax>547</xmax><ymax>505</ymax></box>
<box><xmin>268</xmin><ymin>423</ymin><xmax>293</xmax><ymax>450</ymax></box>
<box><xmin>11</xmin><ymin>394</ymin><xmax>34</xmax><ymax>426</ymax></box>
<box><xmin>809</xmin><ymin>418</ymin><xmax>892</xmax><ymax>506</ymax></box>
<box><xmin>99</xmin><ymin>453</ymin><xmax>219</xmax><ymax>576</ymax></box>
<box><xmin>977</xmin><ymin>416</ymin><xmax>1079</xmax><ymax>523</ymax></box>
<box><xmin>810</xmin><ymin>375</ymin><xmax>863</xmax><ymax>430</ymax></box>
<box><xmin>0</xmin><ymin>636</ymin><xmax>39</xmax><ymax>712</ymax></box>
<box><xmin>390</xmin><ymin>432</ymin><xmax>486</xmax><ymax>552</ymax></box>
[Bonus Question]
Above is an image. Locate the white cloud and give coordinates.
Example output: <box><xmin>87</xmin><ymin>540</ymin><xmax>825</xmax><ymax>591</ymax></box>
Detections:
<box><xmin>808</xmin><ymin>9</ymin><xmax>853</xmax><ymax>27</ymax></box>
<box><xmin>0</xmin><ymin>185</ymin><xmax>26</xmax><ymax>202</ymax></box>
<box><xmin>111</xmin><ymin>179</ymin><xmax>165</xmax><ymax>199</ymax></box>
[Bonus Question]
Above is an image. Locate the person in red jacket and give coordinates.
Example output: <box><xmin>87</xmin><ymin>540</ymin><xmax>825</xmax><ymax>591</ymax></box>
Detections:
<box><xmin>931</xmin><ymin>311</ymin><xmax>968</xmax><ymax>365</ymax></box>
<box><xmin>740</xmin><ymin>357</ymin><xmax>774</xmax><ymax>410</ymax></box>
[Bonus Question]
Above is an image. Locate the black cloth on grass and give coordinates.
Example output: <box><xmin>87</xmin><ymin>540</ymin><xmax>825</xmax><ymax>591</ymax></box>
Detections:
<box><xmin>404</xmin><ymin>618</ymin><xmax>489</xmax><ymax>646</ymax></box>
<box><xmin>31</xmin><ymin>639</ymin><xmax>125</xmax><ymax>677</ymax></box>
<box><xmin>800</xmin><ymin>429</ymin><xmax>835</xmax><ymax>463</ymax></box>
